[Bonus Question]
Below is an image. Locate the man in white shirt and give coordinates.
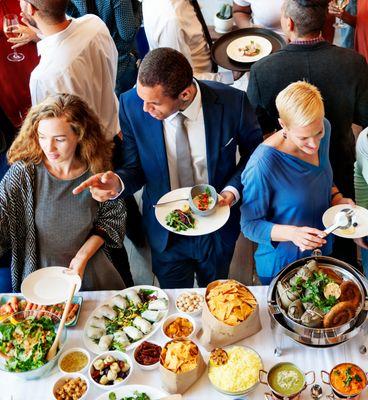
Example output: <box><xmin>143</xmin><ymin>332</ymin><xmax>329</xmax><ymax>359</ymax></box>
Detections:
<box><xmin>73</xmin><ymin>48</ymin><xmax>262</xmax><ymax>288</ymax></box>
<box><xmin>19</xmin><ymin>0</ymin><xmax>119</xmax><ymax>139</ymax></box>
<box><xmin>142</xmin><ymin>0</ymin><xmax>234</xmax><ymax>85</ymax></box>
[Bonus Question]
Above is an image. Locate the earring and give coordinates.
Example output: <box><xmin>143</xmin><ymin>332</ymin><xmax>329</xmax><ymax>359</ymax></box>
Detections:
<box><xmin>282</xmin><ymin>131</ymin><xmax>287</xmax><ymax>139</ymax></box>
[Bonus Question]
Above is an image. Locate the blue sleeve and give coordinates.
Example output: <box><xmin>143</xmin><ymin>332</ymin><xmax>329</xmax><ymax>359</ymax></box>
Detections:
<box><xmin>225</xmin><ymin>92</ymin><xmax>263</xmax><ymax>192</ymax></box>
<box><xmin>240</xmin><ymin>158</ymin><xmax>275</xmax><ymax>245</ymax></box>
<box><xmin>115</xmin><ymin>94</ymin><xmax>146</xmax><ymax>196</ymax></box>
<box><xmin>113</xmin><ymin>0</ymin><xmax>139</xmax><ymax>42</ymax></box>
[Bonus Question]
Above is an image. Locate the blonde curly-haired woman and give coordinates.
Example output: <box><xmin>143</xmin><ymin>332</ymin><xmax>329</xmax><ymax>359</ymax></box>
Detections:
<box><xmin>1</xmin><ymin>93</ymin><xmax>126</xmax><ymax>292</ymax></box>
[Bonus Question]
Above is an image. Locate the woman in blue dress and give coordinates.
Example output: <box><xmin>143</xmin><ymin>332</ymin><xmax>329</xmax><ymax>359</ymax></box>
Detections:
<box><xmin>241</xmin><ymin>81</ymin><xmax>353</xmax><ymax>284</ymax></box>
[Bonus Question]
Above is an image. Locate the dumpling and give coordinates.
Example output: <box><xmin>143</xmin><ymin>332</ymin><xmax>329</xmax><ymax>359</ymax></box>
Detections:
<box><xmin>277</xmin><ymin>281</ymin><xmax>299</xmax><ymax>309</ymax></box>
<box><xmin>87</xmin><ymin>326</ymin><xmax>105</xmax><ymax>340</ymax></box>
<box><xmin>148</xmin><ymin>298</ymin><xmax>168</xmax><ymax>311</ymax></box>
<box><xmin>289</xmin><ymin>260</ymin><xmax>319</xmax><ymax>286</ymax></box>
<box><xmin>133</xmin><ymin>316</ymin><xmax>152</xmax><ymax>334</ymax></box>
<box><xmin>113</xmin><ymin>331</ymin><xmax>130</xmax><ymax>348</ymax></box>
<box><xmin>141</xmin><ymin>310</ymin><xmax>162</xmax><ymax>322</ymax></box>
<box><xmin>287</xmin><ymin>299</ymin><xmax>304</xmax><ymax>323</ymax></box>
<box><xmin>301</xmin><ymin>304</ymin><xmax>324</xmax><ymax>328</ymax></box>
<box><xmin>98</xmin><ymin>334</ymin><xmax>113</xmax><ymax>351</ymax></box>
<box><xmin>123</xmin><ymin>326</ymin><xmax>144</xmax><ymax>341</ymax></box>
<box><xmin>90</xmin><ymin>317</ymin><xmax>107</xmax><ymax>329</ymax></box>
<box><xmin>110</xmin><ymin>295</ymin><xmax>128</xmax><ymax>310</ymax></box>
<box><xmin>126</xmin><ymin>290</ymin><xmax>142</xmax><ymax>307</ymax></box>
<box><xmin>96</xmin><ymin>305</ymin><xmax>117</xmax><ymax>320</ymax></box>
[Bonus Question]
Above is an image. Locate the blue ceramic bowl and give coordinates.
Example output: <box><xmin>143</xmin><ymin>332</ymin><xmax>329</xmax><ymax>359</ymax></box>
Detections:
<box><xmin>189</xmin><ymin>184</ymin><xmax>218</xmax><ymax>216</ymax></box>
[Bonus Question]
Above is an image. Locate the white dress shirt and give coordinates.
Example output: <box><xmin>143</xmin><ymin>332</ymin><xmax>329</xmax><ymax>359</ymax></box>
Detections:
<box><xmin>163</xmin><ymin>81</ymin><xmax>239</xmax><ymax>202</ymax></box>
<box><xmin>142</xmin><ymin>0</ymin><xmax>233</xmax><ymax>84</ymax></box>
<box><xmin>30</xmin><ymin>14</ymin><xmax>120</xmax><ymax>139</ymax></box>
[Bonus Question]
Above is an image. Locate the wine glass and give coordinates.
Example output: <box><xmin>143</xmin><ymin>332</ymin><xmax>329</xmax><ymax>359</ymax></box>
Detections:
<box><xmin>333</xmin><ymin>0</ymin><xmax>350</xmax><ymax>29</ymax></box>
<box><xmin>3</xmin><ymin>14</ymin><xmax>25</xmax><ymax>62</ymax></box>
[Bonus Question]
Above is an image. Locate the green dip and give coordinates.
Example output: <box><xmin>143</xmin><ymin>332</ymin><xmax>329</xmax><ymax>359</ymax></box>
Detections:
<box><xmin>268</xmin><ymin>363</ymin><xmax>305</xmax><ymax>396</ymax></box>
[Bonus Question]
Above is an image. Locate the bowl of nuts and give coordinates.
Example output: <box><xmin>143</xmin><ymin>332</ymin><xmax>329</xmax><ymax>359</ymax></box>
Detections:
<box><xmin>89</xmin><ymin>350</ymin><xmax>132</xmax><ymax>390</ymax></box>
<box><xmin>53</xmin><ymin>373</ymin><xmax>89</xmax><ymax>400</ymax></box>
<box><xmin>175</xmin><ymin>291</ymin><xmax>204</xmax><ymax>316</ymax></box>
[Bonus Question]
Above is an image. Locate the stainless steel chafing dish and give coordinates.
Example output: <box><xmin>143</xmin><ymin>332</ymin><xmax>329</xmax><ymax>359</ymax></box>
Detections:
<box><xmin>267</xmin><ymin>252</ymin><xmax>368</xmax><ymax>349</ymax></box>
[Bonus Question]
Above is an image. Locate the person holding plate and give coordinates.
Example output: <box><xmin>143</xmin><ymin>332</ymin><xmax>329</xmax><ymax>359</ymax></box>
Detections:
<box><xmin>0</xmin><ymin>94</ymin><xmax>126</xmax><ymax>292</ymax></box>
<box><xmin>240</xmin><ymin>81</ymin><xmax>353</xmax><ymax>284</ymax></box>
<box><xmin>74</xmin><ymin>48</ymin><xmax>263</xmax><ymax>289</ymax></box>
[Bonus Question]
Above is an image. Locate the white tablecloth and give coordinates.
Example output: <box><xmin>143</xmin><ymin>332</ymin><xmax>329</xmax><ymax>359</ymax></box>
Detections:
<box><xmin>3</xmin><ymin>287</ymin><xmax>368</xmax><ymax>400</ymax></box>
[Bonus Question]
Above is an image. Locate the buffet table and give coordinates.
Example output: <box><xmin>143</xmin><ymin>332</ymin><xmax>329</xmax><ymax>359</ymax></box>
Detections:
<box><xmin>3</xmin><ymin>287</ymin><xmax>368</xmax><ymax>400</ymax></box>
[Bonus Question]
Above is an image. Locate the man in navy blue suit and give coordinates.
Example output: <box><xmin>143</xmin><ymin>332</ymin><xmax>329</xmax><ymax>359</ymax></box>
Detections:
<box><xmin>74</xmin><ymin>48</ymin><xmax>262</xmax><ymax>288</ymax></box>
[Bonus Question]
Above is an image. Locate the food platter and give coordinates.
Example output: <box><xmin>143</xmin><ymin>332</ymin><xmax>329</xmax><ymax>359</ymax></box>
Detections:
<box><xmin>83</xmin><ymin>285</ymin><xmax>169</xmax><ymax>354</ymax></box>
<box><xmin>95</xmin><ymin>384</ymin><xmax>168</xmax><ymax>400</ymax></box>
<box><xmin>155</xmin><ymin>187</ymin><xmax>230</xmax><ymax>236</ymax></box>
<box><xmin>226</xmin><ymin>35</ymin><xmax>272</xmax><ymax>63</ymax></box>
<box><xmin>211</xmin><ymin>27</ymin><xmax>286</xmax><ymax>72</ymax></box>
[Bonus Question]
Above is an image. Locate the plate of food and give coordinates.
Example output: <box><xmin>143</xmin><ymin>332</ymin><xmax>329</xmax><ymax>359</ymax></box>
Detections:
<box><xmin>322</xmin><ymin>204</ymin><xmax>368</xmax><ymax>238</ymax></box>
<box><xmin>83</xmin><ymin>285</ymin><xmax>169</xmax><ymax>354</ymax></box>
<box><xmin>21</xmin><ymin>266</ymin><xmax>81</xmax><ymax>305</ymax></box>
<box><xmin>208</xmin><ymin>345</ymin><xmax>263</xmax><ymax>395</ymax></box>
<box><xmin>226</xmin><ymin>35</ymin><xmax>272</xmax><ymax>63</ymax></box>
<box><xmin>95</xmin><ymin>384</ymin><xmax>168</xmax><ymax>400</ymax></box>
<box><xmin>155</xmin><ymin>187</ymin><xmax>230</xmax><ymax>236</ymax></box>
<box><xmin>0</xmin><ymin>295</ymin><xmax>82</xmax><ymax>327</ymax></box>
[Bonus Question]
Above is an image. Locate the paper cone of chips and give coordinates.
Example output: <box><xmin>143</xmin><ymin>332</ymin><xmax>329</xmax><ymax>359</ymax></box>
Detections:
<box><xmin>159</xmin><ymin>339</ymin><xmax>206</xmax><ymax>394</ymax></box>
<box><xmin>198</xmin><ymin>279</ymin><xmax>261</xmax><ymax>350</ymax></box>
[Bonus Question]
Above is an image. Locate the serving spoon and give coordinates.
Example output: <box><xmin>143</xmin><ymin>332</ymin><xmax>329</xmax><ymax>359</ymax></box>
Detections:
<box><xmin>323</xmin><ymin>208</ymin><xmax>355</xmax><ymax>236</ymax></box>
<box><xmin>46</xmin><ymin>283</ymin><xmax>76</xmax><ymax>361</ymax></box>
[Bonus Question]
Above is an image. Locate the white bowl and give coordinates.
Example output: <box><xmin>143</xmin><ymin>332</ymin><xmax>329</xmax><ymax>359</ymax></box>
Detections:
<box><xmin>52</xmin><ymin>373</ymin><xmax>89</xmax><ymax>400</ymax></box>
<box><xmin>133</xmin><ymin>340</ymin><xmax>162</xmax><ymax>371</ymax></box>
<box><xmin>161</xmin><ymin>313</ymin><xmax>196</xmax><ymax>341</ymax></box>
<box><xmin>89</xmin><ymin>350</ymin><xmax>133</xmax><ymax>390</ymax></box>
<box><xmin>175</xmin><ymin>291</ymin><xmax>204</xmax><ymax>317</ymax></box>
<box><xmin>58</xmin><ymin>347</ymin><xmax>90</xmax><ymax>374</ymax></box>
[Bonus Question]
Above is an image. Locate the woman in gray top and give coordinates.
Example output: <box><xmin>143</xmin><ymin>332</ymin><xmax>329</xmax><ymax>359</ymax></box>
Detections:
<box><xmin>2</xmin><ymin>94</ymin><xmax>126</xmax><ymax>292</ymax></box>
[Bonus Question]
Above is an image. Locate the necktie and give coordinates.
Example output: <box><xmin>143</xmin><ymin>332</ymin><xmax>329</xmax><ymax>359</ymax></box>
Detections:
<box><xmin>189</xmin><ymin>0</ymin><xmax>218</xmax><ymax>73</ymax></box>
<box><xmin>175</xmin><ymin>113</ymin><xmax>195</xmax><ymax>188</ymax></box>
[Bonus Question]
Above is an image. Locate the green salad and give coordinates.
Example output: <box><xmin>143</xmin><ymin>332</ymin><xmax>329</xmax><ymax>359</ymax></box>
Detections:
<box><xmin>109</xmin><ymin>391</ymin><xmax>151</xmax><ymax>400</ymax></box>
<box><xmin>0</xmin><ymin>315</ymin><xmax>56</xmax><ymax>372</ymax></box>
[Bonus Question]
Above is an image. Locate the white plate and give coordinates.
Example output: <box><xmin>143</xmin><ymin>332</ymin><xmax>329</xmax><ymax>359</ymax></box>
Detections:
<box><xmin>83</xmin><ymin>285</ymin><xmax>169</xmax><ymax>354</ymax></box>
<box><xmin>226</xmin><ymin>35</ymin><xmax>272</xmax><ymax>63</ymax></box>
<box><xmin>155</xmin><ymin>187</ymin><xmax>230</xmax><ymax>236</ymax></box>
<box><xmin>322</xmin><ymin>204</ymin><xmax>368</xmax><ymax>238</ymax></box>
<box><xmin>21</xmin><ymin>266</ymin><xmax>81</xmax><ymax>305</ymax></box>
<box><xmin>95</xmin><ymin>384</ymin><xmax>168</xmax><ymax>400</ymax></box>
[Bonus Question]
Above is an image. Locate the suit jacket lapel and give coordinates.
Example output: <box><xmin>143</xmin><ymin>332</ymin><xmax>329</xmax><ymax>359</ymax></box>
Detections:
<box><xmin>199</xmin><ymin>81</ymin><xmax>223</xmax><ymax>186</ymax></box>
<box><xmin>143</xmin><ymin>112</ymin><xmax>171</xmax><ymax>190</ymax></box>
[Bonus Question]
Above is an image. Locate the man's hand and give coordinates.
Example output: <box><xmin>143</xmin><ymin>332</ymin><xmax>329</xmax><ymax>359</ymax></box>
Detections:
<box><xmin>328</xmin><ymin>1</ymin><xmax>343</xmax><ymax>17</ymax></box>
<box><xmin>73</xmin><ymin>171</ymin><xmax>122</xmax><ymax>202</ymax></box>
<box><xmin>218</xmin><ymin>191</ymin><xmax>235</xmax><ymax>207</ymax></box>
<box><xmin>7</xmin><ymin>19</ymin><xmax>41</xmax><ymax>49</ymax></box>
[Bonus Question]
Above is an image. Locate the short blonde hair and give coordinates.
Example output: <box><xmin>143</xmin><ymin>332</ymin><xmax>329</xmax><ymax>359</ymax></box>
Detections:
<box><xmin>275</xmin><ymin>81</ymin><xmax>324</xmax><ymax>128</ymax></box>
<box><xmin>8</xmin><ymin>94</ymin><xmax>113</xmax><ymax>174</ymax></box>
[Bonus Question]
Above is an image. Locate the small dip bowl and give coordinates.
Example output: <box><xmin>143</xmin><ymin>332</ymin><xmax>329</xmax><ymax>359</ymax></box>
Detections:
<box><xmin>134</xmin><ymin>340</ymin><xmax>162</xmax><ymax>371</ymax></box>
<box><xmin>189</xmin><ymin>184</ymin><xmax>218</xmax><ymax>216</ymax></box>
<box><xmin>58</xmin><ymin>347</ymin><xmax>90</xmax><ymax>374</ymax></box>
<box><xmin>53</xmin><ymin>373</ymin><xmax>89</xmax><ymax>400</ymax></box>
<box><xmin>175</xmin><ymin>291</ymin><xmax>204</xmax><ymax>316</ymax></box>
<box><xmin>162</xmin><ymin>313</ymin><xmax>196</xmax><ymax>340</ymax></box>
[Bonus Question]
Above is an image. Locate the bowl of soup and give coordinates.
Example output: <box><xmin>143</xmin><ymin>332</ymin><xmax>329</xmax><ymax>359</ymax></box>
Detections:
<box><xmin>259</xmin><ymin>362</ymin><xmax>315</xmax><ymax>399</ymax></box>
<box><xmin>189</xmin><ymin>184</ymin><xmax>218</xmax><ymax>216</ymax></box>
<box><xmin>321</xmin><ymin>363</ymin><xmax>367</xmax><ymax>398</ymax></box>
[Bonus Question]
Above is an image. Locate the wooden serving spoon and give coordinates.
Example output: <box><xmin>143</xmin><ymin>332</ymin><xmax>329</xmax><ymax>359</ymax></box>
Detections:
<box><xmin>46</xmin><ymin>283</ymin><xmax>76</xmax><ymax>361</ymax></box>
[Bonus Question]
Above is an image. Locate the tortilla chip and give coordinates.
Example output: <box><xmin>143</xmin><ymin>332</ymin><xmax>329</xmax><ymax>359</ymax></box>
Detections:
<box><xmin>161</xmin><ymin>340</ymin><xmax>198</xmax><ymax>374</ymax></box>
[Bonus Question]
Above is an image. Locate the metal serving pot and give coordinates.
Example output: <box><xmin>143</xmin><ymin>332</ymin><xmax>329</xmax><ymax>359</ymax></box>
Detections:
<box><xmin>321</xmin><ymin>363</ymin><xmax>368</xmax><ymax>399</ymax></box>
<box><xmin>267</xmin><ymin>253</ymin><xmax>368</xmax><ymax>347</ymax></box>
<box><xmin>260</xmin><ymin>362</ymin><xmax>315</xmax><ymax>400</ymax></box>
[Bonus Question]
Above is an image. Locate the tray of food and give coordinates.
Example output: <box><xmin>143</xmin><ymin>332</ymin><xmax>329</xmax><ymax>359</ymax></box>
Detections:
<box><xmin>275</xmin><ymin>259</ymin><xmax>365</xmax><ymax>334</ymax></box>
<box><xmin>83</xmin><ymin>285</ymin><xmax>169</xmax><ymax>354</ymax></box>
<box><xmin>0</xmin><ymin>295</ymin><xmax>82</xmax><ymax>327</ymax></box>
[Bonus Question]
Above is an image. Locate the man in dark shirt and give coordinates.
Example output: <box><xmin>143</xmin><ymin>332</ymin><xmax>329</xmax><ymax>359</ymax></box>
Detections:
<box><xmin>247</xmin><ymin>0</ymin><xmax>368</xmax><ymax>267</ymax></box>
